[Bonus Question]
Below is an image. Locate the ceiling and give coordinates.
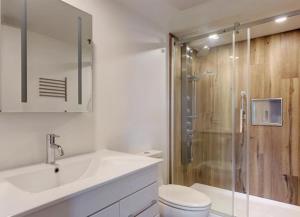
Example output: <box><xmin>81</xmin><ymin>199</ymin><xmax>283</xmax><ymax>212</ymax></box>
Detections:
<box><xmin>190</xmin><ymin>14</ymin><xmax>300</xmax><ymax>52</ymax></box>
<box><xmin>114</xmin><ymin>0</ymin><xmax>300</xmax><ymax>37</ymax></box>
<box><xmin>166</xmin><ymin>0</ymin><xmax>208</xmax><ymax>11</ymax></box>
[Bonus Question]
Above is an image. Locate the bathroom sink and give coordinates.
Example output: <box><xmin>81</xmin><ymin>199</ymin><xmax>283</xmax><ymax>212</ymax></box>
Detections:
<box><xmin>0</xmin><ymin>149</ymin><xmax>161</xmax><ymax>217</ymax></box>
<box><xmin>101</xmin><ymin>156</ymin><xmax>154</xmax><ymax>167</ymax></box>
<box><xmin>3</xmin><ymin>153</ymin><xmax>157</xmax><ymax>194</ymax></box>
<box><xmin>6</xmin><ymin>158</ymin><xmax>93</xmax><ymax>193</ymax></box>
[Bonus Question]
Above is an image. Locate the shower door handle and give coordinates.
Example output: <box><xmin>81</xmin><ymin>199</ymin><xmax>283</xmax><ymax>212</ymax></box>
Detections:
<box><xmin>240</xmin><ymin>91</ymin><xmax>247</xmax><ymax>133</ymax></box>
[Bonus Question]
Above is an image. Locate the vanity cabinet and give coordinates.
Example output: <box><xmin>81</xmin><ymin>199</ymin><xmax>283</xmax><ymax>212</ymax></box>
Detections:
<box><xmin>24</xmin><ymin>165</ymin><xmax>159</xmax><ymax>217</ymax></box>
<box><xmin>119</xmin><ymin>182</ymin><xmax>158</xmax><ymax>217</ymax></box>
<box><xmin>90</xmin><ymin>203</ymin><xmax>119</xmax><ymax>217</ymax></box>
<box><xmin>90</xmin><ymin>182</ymin><xmax>159</xmax><ymax>217</ymax></box>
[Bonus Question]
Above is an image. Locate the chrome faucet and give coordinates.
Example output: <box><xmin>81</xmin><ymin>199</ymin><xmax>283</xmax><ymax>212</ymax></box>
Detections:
<box><xmin>46</xmin><ymin>134</ymin><xmax>64</xmax><ymax>164</ymax></box>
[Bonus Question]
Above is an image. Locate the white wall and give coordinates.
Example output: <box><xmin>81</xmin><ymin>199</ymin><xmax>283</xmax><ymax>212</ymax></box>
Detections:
<box><xmin>62</xmin><ymin>0</ymin><xmax>169</xmax><ymax>182</ymax></box>
<box><xmin>0</xmin><ymin>0</ymin><xmax>169</xmax><ymax>182</ymax></box>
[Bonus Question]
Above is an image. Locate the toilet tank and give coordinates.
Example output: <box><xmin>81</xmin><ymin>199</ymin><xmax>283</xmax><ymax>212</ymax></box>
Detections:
<box><xmin>137</xmin><ymin>150</ymin><xmax>164</xmax><ymax>185</ymax></box>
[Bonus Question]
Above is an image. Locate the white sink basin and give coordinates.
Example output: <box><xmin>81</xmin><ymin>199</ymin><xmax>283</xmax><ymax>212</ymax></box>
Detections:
<box><xmin>0</xmin><ymin>149</ymin><xmax>162</xmax><ymax>217</ymax></box>
<box><xmin>2</xmin><ymin>152</ymin><xmax>158</xmax><ymax>194</ymax></box>
<box><xmin>6</xmin><ymin>158</ymin><xmax>93</xmax><ymax>193</ymax></box>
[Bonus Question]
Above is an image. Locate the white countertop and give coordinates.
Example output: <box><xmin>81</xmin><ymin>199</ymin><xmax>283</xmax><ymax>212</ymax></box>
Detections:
<box><xmin>0</xmin><ymin>150</ymin><xmax>162</xmax><ymax>217</ymax></box>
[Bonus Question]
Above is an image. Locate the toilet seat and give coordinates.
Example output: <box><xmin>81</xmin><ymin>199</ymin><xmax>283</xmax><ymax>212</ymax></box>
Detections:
<box><xmin>159</xmin><ymin>185</ymin><xmax>211</xmax><ymax>211</ymax></box>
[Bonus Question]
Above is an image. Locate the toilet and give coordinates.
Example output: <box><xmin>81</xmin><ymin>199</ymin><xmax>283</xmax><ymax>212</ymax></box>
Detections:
<box><xmin>159</xmin><ymin>184</ymin><xmax>211</xmax><ymax>217</ymax></box>
<box><xmin>138</xmin><ymin>150</ymin><xmax>212</xmax><ymax>217</ymax></box>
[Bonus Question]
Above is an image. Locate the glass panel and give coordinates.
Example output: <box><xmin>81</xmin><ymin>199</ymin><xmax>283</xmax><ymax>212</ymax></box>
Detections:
<box><xmin>172</xmin><ymin>12</ymin><xmax>300</xmax><ymax>217</ymax></box>
<box><xmin>233</xmin><ymin>28</ymin><xmax>251</xmax><ymax>217</ymax></box>
<box><xmin>172</xmin><ymin>30</ymin><xmax>236</xmax><ymax>216</ymax></box>
<box><xmin>247</xmin><ymin>14</ymin><xmax>300</xmax><ymax>217</ymax></box>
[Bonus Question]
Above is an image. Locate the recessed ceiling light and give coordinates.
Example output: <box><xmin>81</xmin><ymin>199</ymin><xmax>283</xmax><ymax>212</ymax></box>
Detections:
<box><xmin>229</xmin><ymin>56</ymin><xmax>239</xmax><ymax>60</ymax></box>
<box><xmin>203</xmin><ymin>45</ymin><xmax>210</xmax><ymax>50</ymax></box>
<box><xmin>208</xmin><ymin>34</ymin><xmax>219</xmax><ymax>40</ymax></box>
<box><xmin>275</xmin><ymin>16</ymin><xmax>287</xmax><ymax>23</ymax></box>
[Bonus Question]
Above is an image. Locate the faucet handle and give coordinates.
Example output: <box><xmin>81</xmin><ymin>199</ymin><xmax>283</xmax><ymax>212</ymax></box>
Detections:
<box><xmin>56</xmin><ymin>145</ymin><xmax>64</xmax><ymax>156</ymax></box>
<box><xmin>47</xmin><ymin>133</ymin><xmax>60</xmax><ymax>138</ymax></box>
<box><xmin>48</xmin><ymin>133</ymin><xmax>60</xmax><ymax>144</ymax></box>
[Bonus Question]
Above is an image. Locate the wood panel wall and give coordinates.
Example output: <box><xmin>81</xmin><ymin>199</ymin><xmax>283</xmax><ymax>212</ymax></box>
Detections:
<box><xmin>173</xmin><ymin>42</ymin><xmax>234</xmax><ymax>189</ymax></box>
<box><xmin>249</xmin><ymin>30</ymin><xmax>300</xmax><ymax>205</ymax></box>
<box><xmin>172</xmin><ymin>29</ymin><xmax>300</xmax><ymax>206</ymax></box>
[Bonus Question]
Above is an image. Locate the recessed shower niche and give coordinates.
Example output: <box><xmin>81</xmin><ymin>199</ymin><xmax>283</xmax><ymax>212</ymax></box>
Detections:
<box><xmin>251</xmin><ymin>98</ymin><xmax>283</xmax><ymax>126</ymax></box>
<box><xmin>0</xmin><ymin>0</ymin><xmax>93</xmax><ymax>112</ymax></box>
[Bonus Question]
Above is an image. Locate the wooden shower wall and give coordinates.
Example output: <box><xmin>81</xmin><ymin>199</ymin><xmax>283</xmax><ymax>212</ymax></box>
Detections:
<box><xmin>172</xmin><ymin>29</ymin><xmax>300</xmax><ymax>205</ymax></box>
<box><xmin>173</xmin><ymin>41</ymin><xmax>235</xmax><ymax>190</ymax></box>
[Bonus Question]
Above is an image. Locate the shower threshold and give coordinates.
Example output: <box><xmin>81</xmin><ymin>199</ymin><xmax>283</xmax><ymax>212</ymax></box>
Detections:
<box><xmin>192</xmin><ymin>183</ymin><xmax>300</xmax><ymax>217</ymax></box>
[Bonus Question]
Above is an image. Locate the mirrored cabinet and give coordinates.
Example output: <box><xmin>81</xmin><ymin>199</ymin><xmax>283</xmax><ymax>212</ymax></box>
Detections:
<box><xmin>0</xmin><ymin>0</ymin><xmax>93</xmax><ymax>112</ymax></box>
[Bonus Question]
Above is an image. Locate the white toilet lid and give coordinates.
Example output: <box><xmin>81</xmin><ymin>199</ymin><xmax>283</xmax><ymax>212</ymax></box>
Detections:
<box><xmin>159</xmin><ymin>185</ymin><xmax>211</xmax><ymax>210</ymax></box>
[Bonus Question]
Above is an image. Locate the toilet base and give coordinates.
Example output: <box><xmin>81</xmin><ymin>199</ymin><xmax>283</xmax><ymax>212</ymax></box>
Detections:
<box><xmin>159</xmin><ymin>201</ymin><xmax>210</xmax><ymax>217</ymax></box>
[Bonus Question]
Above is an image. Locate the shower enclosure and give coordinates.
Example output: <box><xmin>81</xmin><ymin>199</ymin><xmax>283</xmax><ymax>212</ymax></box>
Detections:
<box><xmin>170</xmin><ymin>10</ymin><xmax>300</xmax><ymax>217</ymax></box>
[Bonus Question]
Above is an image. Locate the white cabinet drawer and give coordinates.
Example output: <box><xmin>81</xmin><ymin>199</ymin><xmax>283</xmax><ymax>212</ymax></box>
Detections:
<box><xmin>90</xmin><ymin>203</ymin><xmax>119</xmax><ymax>217</ymax></box>
<box><xmin>120</xmin><ymin>182</ymin><xmax>159</xmax><ymax>217</ymax></box>
<box><xmin>135</xmin><ymin>202</ymin><xmax>159</xmax><ymax>217</ymax></box>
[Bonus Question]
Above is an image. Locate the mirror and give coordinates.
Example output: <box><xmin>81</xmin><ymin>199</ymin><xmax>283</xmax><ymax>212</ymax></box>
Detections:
<box><xmin>1</xmin><ymin>0</ymin><xmax>93</xmax><ymax>112</ymax></box>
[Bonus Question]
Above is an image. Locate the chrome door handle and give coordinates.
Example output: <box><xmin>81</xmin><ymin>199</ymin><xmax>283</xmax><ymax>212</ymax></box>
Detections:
<box><xmin>240</xmin><ymin>91</ymin><xmax>247</xmax><ymax>133</ymax></box>
<box><xmin>128</xmin><ymin>200</ymin><xmax>157</xmax><ymax>217</ymax></box>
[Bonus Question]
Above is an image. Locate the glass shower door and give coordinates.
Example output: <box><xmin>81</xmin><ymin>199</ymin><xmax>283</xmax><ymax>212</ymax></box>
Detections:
<box><xmin>233</xmin><ymin>28</ymin><xmax>251</xmax><ymax>217</ymax></box>
<box><xmin>172</xmin><ymin>30</ymin><xmax>239</xmax><ymax>216</ymax></box>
